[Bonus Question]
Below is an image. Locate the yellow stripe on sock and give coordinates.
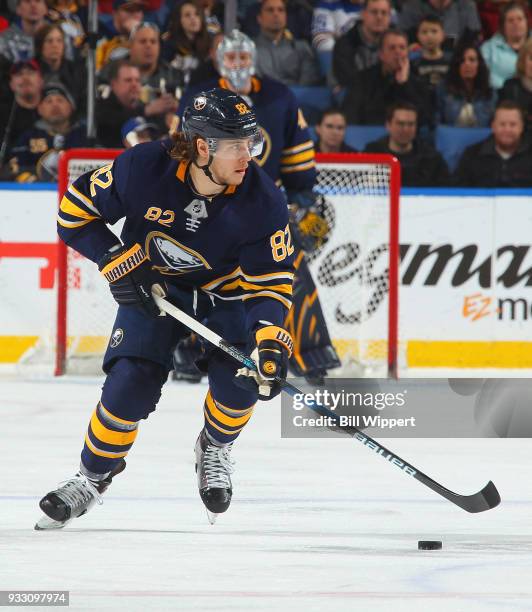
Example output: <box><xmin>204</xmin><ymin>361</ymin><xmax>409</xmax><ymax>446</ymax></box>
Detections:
<box><xmin>84</xmin><ymin>434</ymin><xmax>129</xmax><ymax>458</ymax></box>
<box><xmin>203</xmin><ymin>409</ymin><xmax>245</xmax><ymax>436</ymax></box>
<box><xmin>205</xmin><ymin>392</ymin><xmax>253</xmax><ymax>427</ymax></box>
<box><xmin>99</xmin><ymin>403</ymin><xmax>137</xmax><ymax>426</ymax></box>
<box><xmin>90</xmin><ymin>411</ymin><xmax>138</xmax><ymax>446</ymax></box>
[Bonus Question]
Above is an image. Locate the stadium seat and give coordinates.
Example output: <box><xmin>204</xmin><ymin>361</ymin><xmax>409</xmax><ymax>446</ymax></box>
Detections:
<box><xmin>435</xmin><ymin>125</ymin><xmax>492</xmax><ymax>172</ymax></box>
<box><xmin>344</xmin><ymin>125</ymin><xmax>387</xmax><ymax>151</ymax></box>
<box><xmin>307</xmin><ymin>125</ymin><xmax>388</xmax><ymax>151</ymax></box>
<box><xmin>290</xmin><ymin>86</ymin><xmax>333</xmax><ymax>124</ymax></box>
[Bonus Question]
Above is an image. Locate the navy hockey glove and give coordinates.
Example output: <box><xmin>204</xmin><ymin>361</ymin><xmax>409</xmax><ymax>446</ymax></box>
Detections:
<box><xmin>98</xmin><ymin>243</ymin><xmax>165</xmax><ymax>317</ymax></box>
<box><xmin>235</xmin><ymin>325</ymin><xmax>294</xmax><ymax>400</ymax></box>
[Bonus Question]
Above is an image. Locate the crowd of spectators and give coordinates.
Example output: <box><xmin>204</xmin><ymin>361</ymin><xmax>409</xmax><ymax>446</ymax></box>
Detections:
<box><xmin>0</xmin><ymin>0</ymin><xmax>532</xmax><ymax>185</ymax></box>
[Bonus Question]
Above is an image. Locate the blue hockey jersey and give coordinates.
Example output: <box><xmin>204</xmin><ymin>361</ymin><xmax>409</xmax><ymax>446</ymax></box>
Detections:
<box><xmin>57</xmin><ymin>140</ymin><xmax>295</xmax><ymax>330</ymax></box>
<box><xmin>178</xmin><ymin>76</ymin><xmax>316</xmax><ymax>192</ymax></box>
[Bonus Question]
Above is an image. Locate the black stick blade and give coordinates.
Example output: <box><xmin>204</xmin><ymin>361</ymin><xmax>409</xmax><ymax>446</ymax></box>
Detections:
<box><xmin>444</xmin><ymin>480</ymin><xmax>501</xmax><ymax>513</ymax></box>
<box><xmin>460</xmin><ymin>480</ymin><xmax>501</xmax><ymax>513</ymax></box>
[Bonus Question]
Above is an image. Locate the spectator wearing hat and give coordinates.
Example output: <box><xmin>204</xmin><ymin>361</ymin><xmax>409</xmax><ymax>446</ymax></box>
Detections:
<box><xmin>121</xmin><ymin>115</ymin><xmax>159</xmax><ymax>147</ymax></box>
<box><xmin>96</xmin><ymin>59</ymin><xmax>166</xmax><ymax>147</ymax></box>
<box><xmin>34</xmin><ymin>23</ymin><xmax>87</xmax><ymax>114</ymax></box>
<box><xmin>0</xmin><ymin>59</ymin><xmax>43</xmax><ymax>169</ymax></box>
<box><xmin>365</xmin><ymin>101</ymin><xmax>450</xmax><ymax>185</ymax></box>
<box><xmin>8</xmin><ymin>82</ymin><xmax>87</xmax><ymax>182</ymax></box>
<box><xmin>314</xmin><ymin>108</ymin><xmax>357</xmax><ymax>152</ymax></box>
<box><xmin>96</xmin><ymin>0</ymin><xmax>145</xmax><ymax>71</ymax></box>
<box><xmin>0</xmin><ymin>0</ymin><xmax>48</xmax><ymax>63</ymax></box>
<box><xmin>454</xmin><ymin>100</ymin><xmax>532</xmax><ymax>186</ymax></box>
<box><xmin>253</xmin><ymin>0</ymin><xmax>321</xmax><ymax>86</ymax></box>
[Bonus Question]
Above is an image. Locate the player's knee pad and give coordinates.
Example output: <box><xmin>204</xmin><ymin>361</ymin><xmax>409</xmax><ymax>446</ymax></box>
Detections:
<box><xmin>101</xmin><ymin>357</ymin><xmax>168</xmax><ymax>422</ymax></box>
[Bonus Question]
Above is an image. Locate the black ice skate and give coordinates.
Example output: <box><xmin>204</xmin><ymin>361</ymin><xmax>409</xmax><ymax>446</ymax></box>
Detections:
<box><xmin>34</xmin><ymin>460</ymin><xmax>126</xmax><ymax>530</ymax></box>
<box><xmin>194</xmin><ymin>429</ymin><xmax>235</xmax><ymax>524</ymax></box>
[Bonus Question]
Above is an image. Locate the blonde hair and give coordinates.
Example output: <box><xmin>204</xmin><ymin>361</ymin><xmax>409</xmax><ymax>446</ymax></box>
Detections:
<box><xmin>516</xmin><ymin>37</ymin><xmax>532</xmax><ymax>78</ymax></box>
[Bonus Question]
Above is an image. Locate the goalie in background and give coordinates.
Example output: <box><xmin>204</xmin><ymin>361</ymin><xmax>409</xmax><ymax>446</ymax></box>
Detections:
<box><xmin>175</xmin><ymin>29</ymin><xmax>341</xmax><ymax>384</ymax></box>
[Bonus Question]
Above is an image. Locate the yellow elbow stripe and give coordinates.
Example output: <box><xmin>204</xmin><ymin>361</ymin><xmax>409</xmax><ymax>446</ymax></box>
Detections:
<box><xmin>281</xmin><ymin>149</ymin><xmax>315</xmax><ymax>166</ymax></box>
<box><xmin>60</xmin><ymin>195</ymin><xmax>99</xmax><ymax>221</ymax></box>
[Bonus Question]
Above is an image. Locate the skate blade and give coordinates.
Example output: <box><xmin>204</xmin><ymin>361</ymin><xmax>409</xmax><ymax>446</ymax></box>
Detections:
<box><xmin>34</xmin><ymin>514</ymin><xmax>70</xmax><ymax>531</ymax></box>
<box><xmin>206</xmin><ymin>509</ymin><xmax>218</xmax><ymax>525</ymax></box>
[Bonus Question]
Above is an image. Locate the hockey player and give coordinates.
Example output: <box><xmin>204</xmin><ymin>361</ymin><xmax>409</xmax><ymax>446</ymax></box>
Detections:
<box><xmin>175</xmin><ymin>30</ymin><xmax>340</xmax><ymax>384</ymax></box>
<box><xmin>36</xmin><ymin>88</ymin><xmax>295</xmax><ymax>529</ymax></box>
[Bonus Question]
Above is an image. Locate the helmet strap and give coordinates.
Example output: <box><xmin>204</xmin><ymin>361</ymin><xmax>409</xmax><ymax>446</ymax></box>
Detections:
<box><xmin>193</xmin><ymin>154</ymin><xmax>226</xmax><ymax>187</ymax></box>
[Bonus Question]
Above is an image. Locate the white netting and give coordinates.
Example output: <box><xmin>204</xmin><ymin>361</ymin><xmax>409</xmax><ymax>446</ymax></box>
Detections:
<box><xmin>47</xmin><ymin>152</ymin><xmax>398</xmax><ymax>376</ymax></box>
<box><xmin>62</xmin><ymin>157</ymin><xmax>121</xmax><ymax>374</ymax></box>
<box><xmin>309</xmin><ymin>162</ymin><xmax>395</xmax><ymax>376</ymax></box>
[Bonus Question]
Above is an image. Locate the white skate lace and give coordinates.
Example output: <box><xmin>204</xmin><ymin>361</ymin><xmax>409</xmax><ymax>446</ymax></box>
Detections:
<box><xmin>55</xmin><ymin>474</ymin><xmax>104</xmax><ymax>510</ymax></box>
<box><xmin>203</xmin><ymin>444</ymin><xmax>235</xmax><ymax>489</ymax></box>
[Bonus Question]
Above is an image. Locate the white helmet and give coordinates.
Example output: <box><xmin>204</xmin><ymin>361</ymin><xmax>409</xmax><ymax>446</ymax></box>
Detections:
<box><xmin>217</xmin><ymin>29</ymin><xmax>256</xmax><ymax>92</ymax></box>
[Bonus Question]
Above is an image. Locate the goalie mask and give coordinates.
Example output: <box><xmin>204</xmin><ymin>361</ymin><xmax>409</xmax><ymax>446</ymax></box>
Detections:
<box><xmin>182</xmin><ymin>88</ymin><xmax>264</xmax><ymax>183</ymax></box>
<box><xmin>216</xmin><ymin>29</ymin><xmax>256</xmax><ymax>93</ymax></box>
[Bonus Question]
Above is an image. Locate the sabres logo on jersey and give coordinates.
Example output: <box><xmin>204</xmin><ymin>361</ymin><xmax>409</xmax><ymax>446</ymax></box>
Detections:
<box><xmin>145</xmin><ymin>231</ymin><xmax>211</xmax><ymax>275</ymax></box>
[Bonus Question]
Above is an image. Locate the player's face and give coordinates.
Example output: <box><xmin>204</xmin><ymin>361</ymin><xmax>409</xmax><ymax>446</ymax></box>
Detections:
<box><xmin>417</xmin><ymin>22</ymin><xmax>444</xmax><ymax>51</ymax></box>
<box><xmin>492</xmin><ymin>109</ymin><xmax>523</xmax><ymax>150</ymax></box>
<box><xmin>387</xmin><ymin>109</ymin><xmax>417</xmax><ymax>146</ymax></box>
<box><xmin>42</xmin><ymin>28</ymin><xmax>65</xmax><ymax>63</ymax></box>
<box><xmin>210</xmin><ymin>139</ymin><xmax>254</xmax><ymax>184</ymax></box>
<box><xmin>222</xmin><ymin>51</ymin><xmax>253</xmax><ymax>72</ymax></box>
<box><xmin>316</xmin><ymin>113</ymin><xmax>346</xmax><ymax>149</ymax></box>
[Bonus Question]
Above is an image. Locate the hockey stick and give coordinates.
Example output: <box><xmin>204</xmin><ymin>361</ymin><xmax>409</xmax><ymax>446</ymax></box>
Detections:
<box><xmin>154</xmin><ymin>294</ymin><xmax>501</xmax><ymax>514</ymax></box>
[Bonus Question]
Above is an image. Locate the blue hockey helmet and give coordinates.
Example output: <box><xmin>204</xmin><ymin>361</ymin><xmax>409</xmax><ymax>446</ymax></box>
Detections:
<box><xmin>182</xmin><ymin>87</ymin><xmax>263</xmax><ymax>155</ymax></box>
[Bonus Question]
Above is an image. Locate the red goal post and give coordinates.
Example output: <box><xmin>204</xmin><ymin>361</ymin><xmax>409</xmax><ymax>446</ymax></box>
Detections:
<box><xmin>55</xmin><ymin>149</ymin><xmax>400</xmax><ymax>377</ymax></box>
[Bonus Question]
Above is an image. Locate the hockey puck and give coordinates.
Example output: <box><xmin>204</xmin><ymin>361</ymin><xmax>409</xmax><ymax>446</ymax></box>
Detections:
<box><xmin>418</xmin><ymin>540</ymin><xmax>442</xmax><ymax>550</ymax></box>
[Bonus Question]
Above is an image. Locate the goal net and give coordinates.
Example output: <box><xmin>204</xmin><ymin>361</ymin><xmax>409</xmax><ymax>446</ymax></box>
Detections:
<box><xmin>51</xmin><ymin>149</ymin><xmax>400</xmax><ymax>377</ymax></box>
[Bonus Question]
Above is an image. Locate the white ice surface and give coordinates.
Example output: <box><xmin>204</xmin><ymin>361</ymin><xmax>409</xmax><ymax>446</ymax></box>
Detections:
<box><xmin>1</xmin><ymin>377</ymin><xmax>531</xmax><ymax>612</ymax></box>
